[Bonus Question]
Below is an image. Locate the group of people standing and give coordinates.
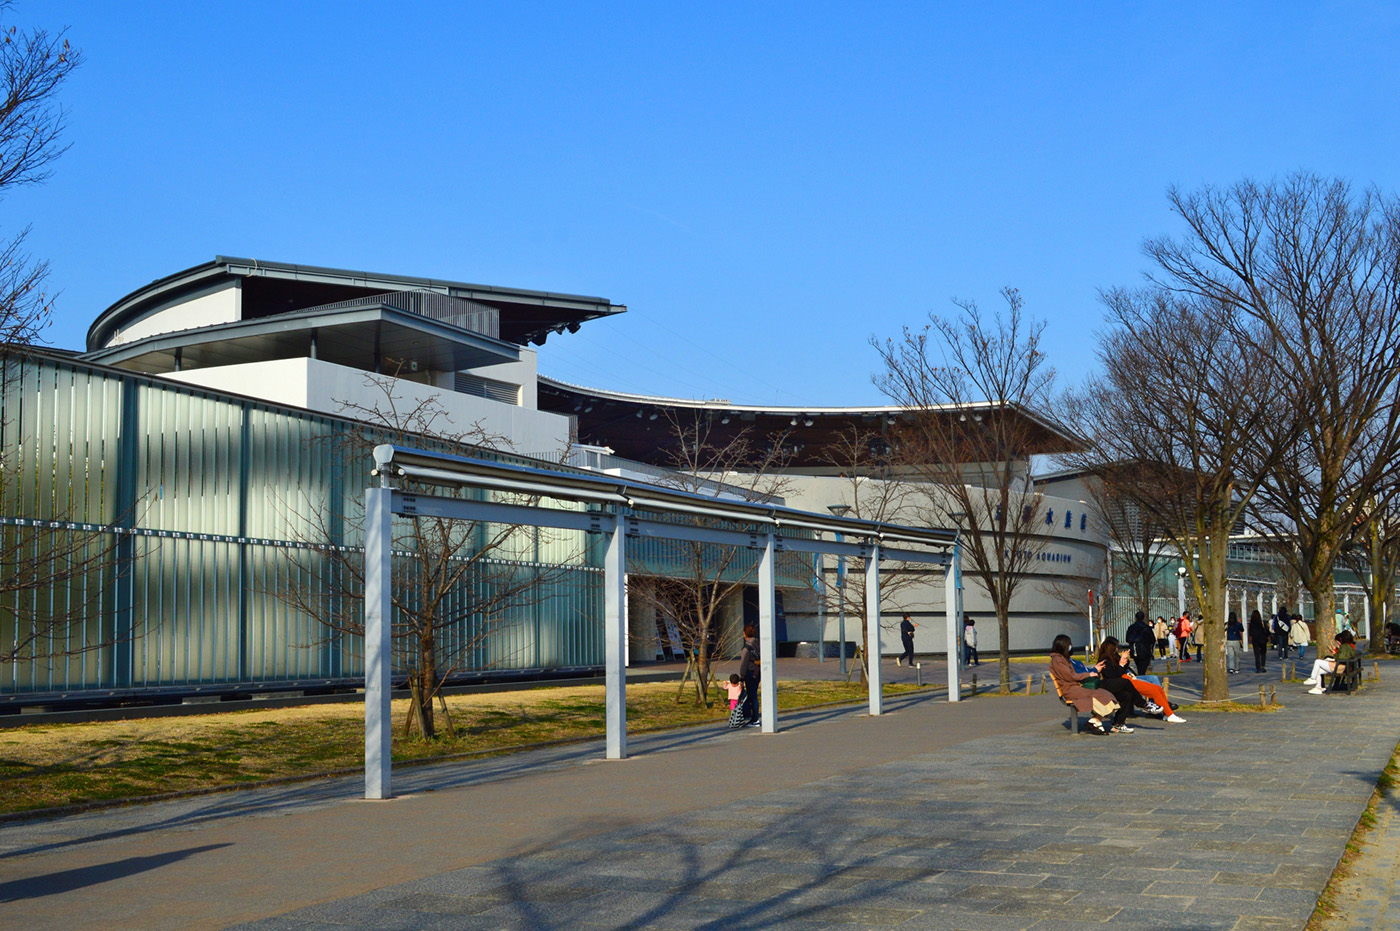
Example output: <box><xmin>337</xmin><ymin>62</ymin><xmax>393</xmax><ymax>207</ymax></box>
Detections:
<box><xmin>1222</xmin><ymin>610</ymin><xmax>1310</xmax><ymax>673</ymax></box>
<box><xmin>1150</xmin><ymin>613</ymin><xmax>1204</xmax><ymax>662</ymax></box>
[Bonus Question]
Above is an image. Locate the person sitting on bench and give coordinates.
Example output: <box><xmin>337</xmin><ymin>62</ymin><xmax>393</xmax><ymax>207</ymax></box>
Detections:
<box><xmin>1100</xmin><ymin>636</ymin><xmax>1187</xmax><ymax>724</ymax></box>
<box><xmin>1304</xmin><ymin>629</ymin><xmax>1356</xmax><ymax>695</ymax></box>
<box><xmin>1048</xmin><ymin>634</ymin><xmax>1121</xmax><ymax>735</ymax></box>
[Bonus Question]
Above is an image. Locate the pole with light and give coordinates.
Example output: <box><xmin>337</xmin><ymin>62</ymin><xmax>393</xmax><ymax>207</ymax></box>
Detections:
<box><xmin>828</xmin><ymin>504</ymin><xmax>851</xmax><ymax>675</ymax></box>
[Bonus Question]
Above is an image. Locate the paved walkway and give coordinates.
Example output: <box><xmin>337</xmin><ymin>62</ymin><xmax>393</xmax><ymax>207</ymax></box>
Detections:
<box><xmin>2</xmin><ymin>662</ymin><xmax>1398</xmax><ymax>930</ymax></box>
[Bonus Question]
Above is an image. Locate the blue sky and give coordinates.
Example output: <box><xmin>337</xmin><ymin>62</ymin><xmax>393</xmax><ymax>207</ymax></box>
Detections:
<box><xmin>15</xmin><ymin>1</ymin><xmax>1400</xmax><ymax>406</ymax></box>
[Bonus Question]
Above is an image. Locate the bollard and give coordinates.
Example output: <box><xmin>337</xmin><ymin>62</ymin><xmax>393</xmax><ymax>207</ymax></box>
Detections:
<box><xmin>916</xmin><ymin>662</ymin><xmax>923</xmax><ymax>687</ymax></box>
<box><xmin>1269</xmin><ymin>685</ymin><xmax>1276</xmax><ymax>705</ymax></box>
<box><xmin>1258</xmin><ymin>685</ymin><xmax>1266</xmax><ymax>707</ymax></box>
<box><xmin>1163</xmin><ymin>678</ymin><xmax>1170</xmax><ymax>705</ymax></box>
<box><xmin>1041</xmin><ymin>672</ymin><xmax>1049</xmax><ymax>695</ymax></box>
<box><xmin>1375</xmin><ymin>662</ymin><xmax>1381</xmax><ymax>683</ymax></box>
<box><xmin>1281</xmin><ymin>664</ymin><xmax>1287</xmax><ymax>682</ymax></box>
<box><xmin>1025</xmin><ymin>676</ymin><xmax>1032</xmax><ymax>696</ymax></box>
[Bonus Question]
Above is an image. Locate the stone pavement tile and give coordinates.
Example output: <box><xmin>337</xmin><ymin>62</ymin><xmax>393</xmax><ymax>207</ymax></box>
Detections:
<box><xmin>1099</xmin><ymin>906</ymin><xmax>1240</xmax><ymax>929</ymax></box>
<box><xmin>1032</xmin><ymin>875</ymin><xmax>1149</xmax><ymax>893</ymax></box>
<box><xmin>232</xmin><ymin>922</ymin><xmax>350</xmax><ymax>931</ymax></box>
<box><xmin>1105</xmin><ymin>865</ymin><xmax>1219</xmax><ymax>883</ymax></box>
<box><xmin>1063</xmin><ymin>889</ymin><xmax>1194</xmax><ymax>913</ymax></box>
<box><xmin>1230</xmin><ymin>917</ymin><xmax>1299</xmax><ymax>930</ymax></box>
<box><xmin>923</xmin><ymin>872</ymin><xmax>1052</xmax><ymax>890</ymax></box>
<box><xmin>1184</xmin><ymin>896</ymin><xmax>1315</xmax><ymax>921</ymax></box>
<box><xmin>1215</xmin><ymin>867</ymin><xmax>1333</xmax><ymax>889</ymax></box>
<box><xmin>1145</xmin><ymin>880</ymin><xmax>1261</xmax><ymax>900</ymax></box>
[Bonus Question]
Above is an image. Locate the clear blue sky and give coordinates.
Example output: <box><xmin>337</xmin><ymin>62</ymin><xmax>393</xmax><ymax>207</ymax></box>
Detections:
<box><xmin>16</xmin><ymin>1</ymin><xmax>1400</xmax><ymax>407</ymax></box>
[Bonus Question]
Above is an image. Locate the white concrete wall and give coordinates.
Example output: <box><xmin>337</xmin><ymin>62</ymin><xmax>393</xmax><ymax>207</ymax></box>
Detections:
<box><xmin>163</xmin><ymin>358</ymin><xmax>573</xmax><ymax>455</ymax></box>
<box><xmin>109</xmin><ymin>282</ymin><xmax>240</xmax><ymax>346</ymax></box>
<box><xmin>775</xmin><ymin>473</ymin><xmax>1108</xmax><ymax>654</ymax></box>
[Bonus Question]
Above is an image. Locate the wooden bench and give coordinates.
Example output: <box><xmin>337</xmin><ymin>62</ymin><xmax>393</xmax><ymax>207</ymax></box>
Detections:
<box><xmin>1323</xmin><ymin>657</ymin><xmax>1363</xmax><ymax>694</ymax></box>
<box><xmin>1049</xmin><ymin>672</ymin><xmax>1092</xmax><ymax>734</ymax></box>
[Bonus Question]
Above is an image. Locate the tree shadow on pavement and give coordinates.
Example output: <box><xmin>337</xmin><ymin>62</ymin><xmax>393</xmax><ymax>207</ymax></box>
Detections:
<box><xmin>0</xmin><ymin>842</ymin><xmax>232</xmax><ymax>902</ymax></box>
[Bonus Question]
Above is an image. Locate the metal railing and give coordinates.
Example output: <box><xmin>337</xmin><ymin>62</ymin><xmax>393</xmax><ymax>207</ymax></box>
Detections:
<box><xmin>313</xmin><ymin>290</ymin><xmax>500</xmax><ymax>339</ymax></box>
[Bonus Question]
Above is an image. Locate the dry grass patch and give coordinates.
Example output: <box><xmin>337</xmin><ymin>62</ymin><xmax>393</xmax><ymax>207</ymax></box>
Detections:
<box><xmin>0</xmin><ymin>679</ymin><xmax>918</xmax><ymax>816</ymax></box>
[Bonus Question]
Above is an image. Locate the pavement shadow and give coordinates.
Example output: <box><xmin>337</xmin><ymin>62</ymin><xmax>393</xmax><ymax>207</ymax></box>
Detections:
<box><xmin>461</xmin><ymin>788</ymin><xmax>961</xmax><ymax>931</ymax></box>
<box><xmin>0</xmin><ymin>686</ymin><xmax>952</xmax><ymax>863</ymax></box>
<box><xmin>0</xmin><ymin>842</ymin><xmax>232</xmax><ymax>902</ymax></box>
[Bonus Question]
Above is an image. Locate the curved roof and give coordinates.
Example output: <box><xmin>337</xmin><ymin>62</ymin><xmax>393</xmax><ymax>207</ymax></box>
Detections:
<box><xmin>87</xmin><ymin>256</ymin><xmax>625</xmax><ymax>351</ymax></box>
<box><xmin>537</xmin><ymin>375</ymin><xmax>1084</xmax><ymax>467</ymax></box>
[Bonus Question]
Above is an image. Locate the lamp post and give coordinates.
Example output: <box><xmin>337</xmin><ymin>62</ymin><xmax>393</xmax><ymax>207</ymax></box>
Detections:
<box><xmin>1177</xmin><ymin>565</ymin><xmax>1188</xmax><ymax>617</ymax></box>
<box><xmin>829</xmin><ymin>504</ymin><xmax>851</xmax><ymax>675</ymax></box>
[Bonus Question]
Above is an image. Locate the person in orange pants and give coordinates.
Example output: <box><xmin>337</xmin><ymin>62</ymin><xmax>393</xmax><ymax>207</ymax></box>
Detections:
<box><xmin>1101</xmin><ymin>637</ymin><xmax>1187</xmax><ymax>724</ymax></box>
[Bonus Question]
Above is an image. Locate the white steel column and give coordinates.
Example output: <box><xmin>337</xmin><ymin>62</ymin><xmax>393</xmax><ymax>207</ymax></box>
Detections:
<box><xmin>758</xmin><ymin>533</ymin><xmax>778</xmax><ymax>734</ymax></box>
<box><xmin>866</xmin><ymin>543</ymin><xmax>883</xmax><ymax>716</ymax></box>
<box><xmin>605</xmin><ymin>512</ymin><xmax>628</xmax><ymax>760</ymax></box>
<box><xmin>945</xmin><ymin>540</ymin><xmax>961</xmax><ymax>702</ymax></box>
<box><xmin>364</xmin><ymin>487</ymin><xmax>393</xmax><ymax>800</ymax></box>
<box><xmin>1365</xmin><ymin>598</ymin><xmax>1372</xmax><ymax>640</ymax></box>
<box><xmin>1241</xmin><ymin>589</ymin><xmax>1248</xmax><ymax>630</ymax></box>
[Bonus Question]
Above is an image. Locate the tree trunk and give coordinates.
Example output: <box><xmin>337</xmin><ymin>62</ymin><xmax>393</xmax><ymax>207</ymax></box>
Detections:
<box><xmin>1308</xmin><ymin>549</ymin><xmax>1338</xmax><ymax>658</ymax></box>
<box><xmin>996</xmin><ymin>597</ymin><xmax>1011</xmax><ymax>694</ymax></box>
<box><xmin>417</xmin><ymin>635</ymin><xmax>437</xmax><ymax>740</ymax></box>
<box><xmin>1199</xmin><ymin>525</ymin><xmax>1229</xmax><ymax>701</ymax></box>
<box><xmin>695</xmin><ymin>638</ymin><xmax>713</xmax><ymax>708</ymax></box>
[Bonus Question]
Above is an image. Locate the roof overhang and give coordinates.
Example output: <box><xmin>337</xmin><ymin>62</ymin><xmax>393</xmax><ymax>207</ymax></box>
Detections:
<box><xmin>87</xmin><ymin>256</ymin><xmax>625</xmax><ymax>351</ymax></box>
<box><xmin>538</xmin><ymin>376</ymin><xmax>1085</xmax><ymax>467</ymax></box>
<box><xmin>83</xmin><ymin>304</ymin><xmax>520</xmax><ymax>374</ymax></box>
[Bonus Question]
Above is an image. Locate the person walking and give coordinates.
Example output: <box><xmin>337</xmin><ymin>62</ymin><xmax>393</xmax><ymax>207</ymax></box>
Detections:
<box><xmin>1225</xmin><ymin>611</ymin><xmax>1243</xmax><ymax>673</ymax></box>
<box><xmin>1271</xmin><ymin>610</ymin><xmax>1290</xmax><ymax>659</ymax></box>
<box><xmin>1153</xmin><ymin>616</ymin><xmax>1169</xmax><ymax>658</ymax></box>
<box><xmin>896</xmin><ymin>614</ymin><xmax>919</xmax><ymax>667</ymax></box>
<box><xmin>962</xmin><ymin>617</ymin><xmax>979</xmax><ymax>667</ymax></box>
<box><xmin>1192</xmin><ymin>614</ymin><xmax>1204</xmax><ymax>663</ymax></box>
<box><xmin>1248</xmin><ymin>609</ymin><xmax>1269</xmax><ymax>673</ymax></box>
<box><xmin>1125</xmin><ymin>611</ymin><xmax>1155</xmax><ymax>675</ymax></box>
<box><xmin>738</xmin><ymin>625</ymin><xmax>761</xmax><ymax>726</ymax></box>
<box><xmin>1176</xmin><ymin>614</ymin><xmax>1193</xmax><ymax>661</ymax></box>
<box><xmin>1289</xmin><ymin>614</ymin><xmax>1310</xmax><ymax>662</ymax></box>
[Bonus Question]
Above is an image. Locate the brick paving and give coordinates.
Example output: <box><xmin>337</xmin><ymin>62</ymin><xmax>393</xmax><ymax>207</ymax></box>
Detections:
<box><xmin>226</xmin><ymin>669</ymin><xmax>1399</xmax><ymax>930</ymax></box>
<box><xmin>5</xmin><ymin>660</ymin><xmax>1398</xmax><ymax>931</ymax></box>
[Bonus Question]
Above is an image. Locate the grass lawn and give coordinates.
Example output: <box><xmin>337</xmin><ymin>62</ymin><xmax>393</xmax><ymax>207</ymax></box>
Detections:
<box><xmin>0</xmin><ymin>679</ymin><xmax>921</xmax><ymax>816</ymax></box>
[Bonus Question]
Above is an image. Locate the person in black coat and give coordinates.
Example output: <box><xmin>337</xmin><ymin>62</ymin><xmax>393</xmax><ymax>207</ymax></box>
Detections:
<box><xmin>1095</xmin><ymin>638</ymin><xmax>1147</xmax><ymax>732</ymax></box>
<box><xmin>738</xmin><ymin>625</ymin><xmax>761</xmax><ymax>725</ymax></box>
<box><xmin>1248</xmin><ymin>609</ymin><xmax>1269</xmax><ymax>673</ymax></box>
<box><xmin>1124</xmin><ymin>611</ymin><xmax>1155</xmax><ymax>675</ymax></box>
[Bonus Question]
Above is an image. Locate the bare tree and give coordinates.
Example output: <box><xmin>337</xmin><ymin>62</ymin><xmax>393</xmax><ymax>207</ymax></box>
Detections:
<box><xmin>0</xmin><ymin>6</ymin><xmax>79</xmax><ymax>350</ymax></box>
<box><xmin>815</xmin><ymin>425</ymin><xmax>924</xmax><ymax>684</ymax></box>
<box><xmin>873</xmin><ymin>288</ymin><xmax>1057</xmax><ymax>693</ymax></box>
<box><xmin>1086</xmin><ymin>464</ymin><xmax>1176</xmax><ymax>622</ymax></box>
<box><xmin>1068</xmin><ymin>290</ymin><xmax>1293</xmax><ymax>701</ymax></box>
<box><xmin>629</xmin><ymin>410</ymin><xmax>795</xmax><ymax>707</ymax></box>
<box><xmin>0</xmin><ymin>13</ymin><xmax>102</xmax><ymax>677</ymax></box>
<box><xmin>275</xmin><ymin>369</ymin><xmax>583</xmax><ymax>739</ymax></box>
<box><xmin>1340</xmin><ymin>493</ymin><xmax>1400</xmax><ymax>655</ymax></box>
<box><xmin>1144</xmin><ymin>174</ymin><xmax>1400</xmax><ymax>656</ymax></box>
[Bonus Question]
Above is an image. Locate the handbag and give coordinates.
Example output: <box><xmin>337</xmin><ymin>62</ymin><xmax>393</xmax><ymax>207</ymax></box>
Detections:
<box><xmin>728</xmin><ymin>692</ymin><xmax>750</xmax><ymax>728</ymax></box>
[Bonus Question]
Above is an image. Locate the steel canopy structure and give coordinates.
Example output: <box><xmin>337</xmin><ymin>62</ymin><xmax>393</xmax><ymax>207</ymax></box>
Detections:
<box><xmin>363</xmin><ymin>445</ymin><xmax>964</xmax><ymax>800</ymax></box>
